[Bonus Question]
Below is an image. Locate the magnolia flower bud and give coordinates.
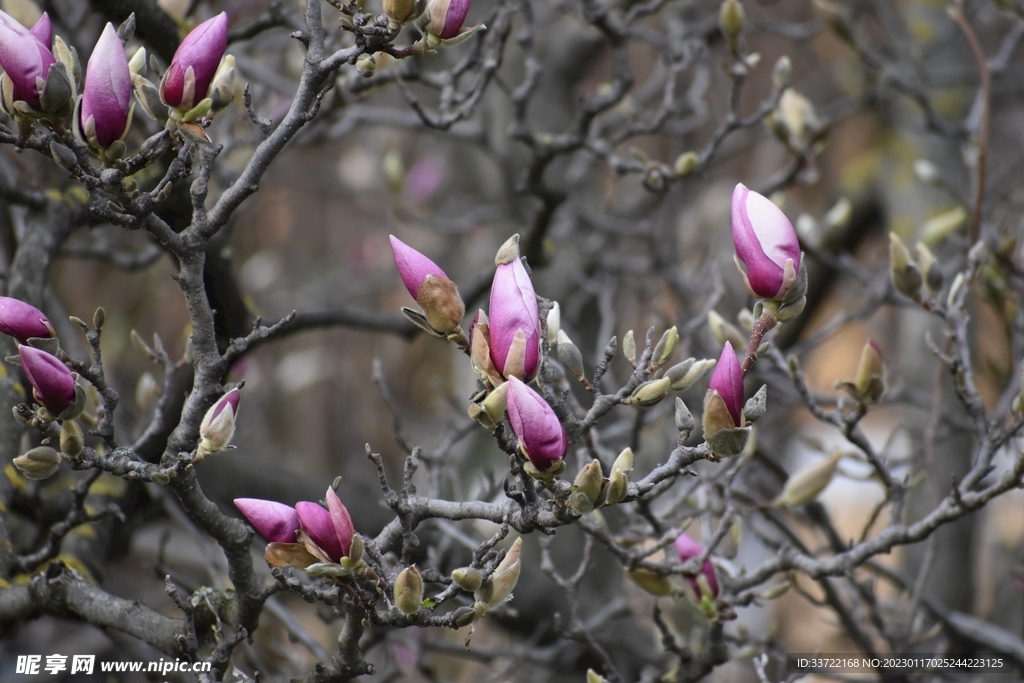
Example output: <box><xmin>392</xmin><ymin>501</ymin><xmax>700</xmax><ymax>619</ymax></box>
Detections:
<box><xmin>390</xmin><ymin>235</ymin><xmax>465</xmax><ymax>338</ymax></box>
<box><xmin>889</xmin><ymin>232</ymin><xmax>922</xmax><ymax>301</ymax></box>
<box><xmin>19</xmin><ymin>345</ymin><xmax>76</xmax><ymax>417</ymax></box>
<box><xmin>507</xmin><ymin>376</ymin><xmax>567</xmax><ymax>470</ymax></box>
<box><xmin>207</xmin><ymin>54</ymin><xmax>236</xmax><ymax>113</ymax></box>
<box><xmin>0</xmin><ymin>9</ymin><xmax>56</xmax><ymax>111</ymax></box>
<box><xmin>703</xmin><ymin>343</ymin><xmax>743</xmax><ymax>435</ymax></box>
<box><xmin>651</xmin><ymin>326</ymin><xmax>678</xmax><ymax>368</ymax></box>
<box><xmin>383</xmin><ymin>0</ymin><xmax>418</xmax><ymax>23</ymax></box>
<box><xmin>587</xmin><ymin>669</ymin><xmax>610</xmax><ymax>683</ymax></box>
<box><xmin>605</xmin><ymin>447</ymin><xmax>633</xmax><ymax>504</ymax></box>
<box><xmin>676</xmin><ymin>532</ymin><xmax>719</xmax><ymax>598</ymax></box>
<box><xmin>916</xmin><ymin>242</ymin><xmax>943</xmax><ymax>294</ymax></box>
<box><xmin>546</xmin><ymin>301</ymin><xmax>560</xmax><ymax>346</ymax></box>
<box><xmin>732</xmin><ymin>184</ymin><xmax>802</xmax><ymax>301</ymax></box>
<box><xmin>774</xmin><ymin>450</ymin><xmax>842</xmax><ymax>508</ymax></box>
<box><xmin>452</xmin><ymin>567</ymin><xmax>483</xmax><ymax>592</ymax></box>
<box><xmin>160</xmin><ymin>12</ymin><xmax>228</xmax><ymax>112</ymax></box>
<box><xmin>669</xmin><ymin>358</ymin><xmax>716</xmax><ymax>391</ymax></box>
<box><xmin>622</xmin><ymin>329</ymin><xmax>636</xmax><ymax>365</ymax></box>
<box><xmin>673</xmin><ymin>151</ymin><xmax>698</xmax><ymax>177</ymax></box>
<box><xmin>14</xmin><ymin>446</ymin><xmax>62</xmax><ymax>480</ymax></box>
<box><xmin>355</xmin><ymin>53</ymin><xmax>375</xmax><ymax>78</ymax></box>
<box><xmin>719</xmin><ymin>0</ymin><xmax>745</xmax><ymax>52</ymax></box>
<box><xmin>490</xmin><ymin>235</ymin><xmax>540</xmax><ymax>381</ymax></box>
<box><xmin>426</xmin><ymin>0</ymin><xmax>471</xmax><ymax>39</ymax></box>
<box><xmin>394</xmin><ymin>566</ymin><xmax>424</xmax><ymax>616</ymax></box>
<box><xmin>838</xmin><ymin>338</ymin><xmax>884</xmax><ymax>405</ymax></box>
<box><xmin>627</xmin><ymin>568</ymin><xmax>674</xmax><ymax>596</ymax></box>
<box><xmin>630</xmin><ymin>377</ymin><xmax>671</xmax><ymax>407</ymax></box>
<box><xmin>556</xmin><ymin>330</ymin><xmax>585</xmax><ymax>382</ymax></box>
<box><xmin>79</xmin><ymin>24</ymin><xmax>132</xmax><ymax>152</ymax></box>
<box><xmin>296</xmin><ymin>487</ymin><xmax>355</xmax><ymax>563</ymax></box>
<box><xmin>474</xmin><ymin>537</ymin><xmax>522</xmax><ymax>607</ymax></box>
<box><xmin>234</xmin><ymin>498</ymin><xmax>300</xmax><ymax>543</ymax></box>
<box><xmin>60</xmin><ymin>419</ymin><xmax>84</xmax><ymax>456</ymax></box>
<box><xmin>771</xmin><ymin>55</ymin><xmax>792</xmax><ymax>89</ymax></box>
<box><xmin>675</xmin><ymin>397</ymin><xmax>695</xmax><ymax>433</ymax></box>
<box><xmin>921</xmin><ymin>206</ymin><xmax>967</xmax><ymax>247</ymax></box>
<box><xmin>0</xmin><ymin>297</ymin><xmax>55</xmax><ymax>343</ymax></box>
<box><xmin>743</xmin><ymin>384</ymin><xmax>767</xmax><ymax>423</ymax></box>
<box><xmin>196</xmin><ymin>388</ymin><xmax>239</xmax><ymax>459</ymax></box>
<box><xmin>573</xmin><ymin>459</ymin><xmax>604</xmax><ymax>505</ymax></box>
<box><xmin>707</xmin><ymin>310</ymin><xmax>745</xmax><ymax>351</ymax></box>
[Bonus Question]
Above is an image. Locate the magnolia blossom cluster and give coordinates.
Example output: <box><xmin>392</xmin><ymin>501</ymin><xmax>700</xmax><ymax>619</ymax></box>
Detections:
<box><xmin>390</xmin><ymin>234</ymin><xmax>569</xmax><ymax>474</ymax></box>
<box><xmin>235</xmin><ymin>488</ymin><xmax>360</xmax><ymax>569</ymax></box>
<box><xmin>0</xmin><ymin>10</ymin><xmax>233</xmax><ymax>156</ymax></box>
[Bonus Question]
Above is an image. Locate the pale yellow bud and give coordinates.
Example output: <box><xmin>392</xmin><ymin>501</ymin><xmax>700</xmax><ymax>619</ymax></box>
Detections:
<box><xmin>774</xmin><ymin>450</ymin><xmax>842</xmax><ymax>508</ymax></box>
<box><xmin>60</xmin><ymin>420</ymin><xmax>84</xmax><ymax>457</ymax></box>
<box><xmin>475</xmin><ymin>537</ymin><xmax>522</xmax><ymax>607</ymax></box>
<box><xmin>651</xmin><ymin>326</ymin><xmax>678</xmax><ymax>368</ymax></box>
<box><xmin>630</xmin><ymin>377</ymin><xmax>671</xmax><ymax>407</ymax></box>
<box><xmin>452</xmin><ymin>567</ymin><xmax>483</xmax><ymax>592</ymax></box>
<box><xmin>719</xmin><ymin>0</ymin><xmax>745</xmax><ymax>51</ymax></box>
<box><xmin>13</xmin><ymin>446</ymin><xmax>62</xmax><ymax>480</ymax></box>
<box><xmin>623</xmin><ymin>330</ymin><xmax>636</xmax><ymax>365</ymax></box>
<box><xmin>394</xmin><ymin>566</ymin><xmax>424</xmax><ymax>616</ymax></box>
<box><xmin>573</xmin><ymin>459</ymin><xmax>604</xmax><ymax>505</ymax></box>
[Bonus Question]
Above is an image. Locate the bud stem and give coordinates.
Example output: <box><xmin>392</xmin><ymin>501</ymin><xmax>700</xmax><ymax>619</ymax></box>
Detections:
<box><xmin>741</xmin><ymin>309</ymin><xmax>778</xmax><ymax>376</ymax></box>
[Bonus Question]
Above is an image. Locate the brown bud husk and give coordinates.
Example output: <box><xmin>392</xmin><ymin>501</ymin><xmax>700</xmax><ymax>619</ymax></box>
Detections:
<box><xmin>494</xmin><ymin>234</ymin><xmax>521</xmax><ymax>266</ymax></box>
<box><xmin>265</xmin><ymin>542</ymin><xmax>320</xmax><ymax>569</ymax></box>
<box><xmin>702</xmin><ymin>390</ymin><xmax>735</xmax><ymax>438</ymax></box>
<box><xmin>417</xmin><ymin>274</ymin><xmax>465</xmax><ymax>337</ymax></box>
<box><xmin>394</xmin><ymin>566</ymin><xmax>424</xmax><ymax>616</ymax></box>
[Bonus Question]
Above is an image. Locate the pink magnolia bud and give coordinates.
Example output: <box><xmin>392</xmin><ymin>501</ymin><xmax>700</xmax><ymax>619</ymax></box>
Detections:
<box><xmin>0</xmin><ymin>296</ymin><xmax>55</xmax><ymax>343</ymax></box>
<box><xmin>675</xmin><ymin>532</ymin><xmax>719</xmax><ymax>597</ymax></box>
<box><xmin>160</xmin><ymin>12</ymin><xmax>228</xmax><ymax>111</ymax></box>
<box><xmin>29</xmin><ymin>12</ymin><xmax>51</xmax><ymax>49</ymax></box>
<box><xmin>426</xmin><ymin>0</ymin><xmax>471</xmax><ymax>39</ymax></box>
<box><xmin>296</xmin><ymin>488</ymin><xmax>354</xmax><ymax>562</ymax></box>
<box><xmin>234</xmin><ymin>498</ymin><xmax>299</xmax><ymax>543</ymax></box>
<box><xmin>390</xmin><ymin>234</ymin><xmax>449</xmax><ymax>298</ymax></box>
<box><xmin>708</xmin><ymin>342</ymin><xmax>743</xmax><ymax>427</ymax></box>
<box><xmin>389</xmin><ymin>235</ymin><xmax>465</xmax><ymax>336</ymax></box>
<box><xmin>506</xmin><ymin>376</ymin><xmax>567</xmax><ymax>470</ymax></box>
<box><xmin>489</xmin><ymin>236</ymin><xmax>540</xmax><ymax>381</ymax></box>
<box><xmin>80</xmin><ymin>24</ymin><xmax>132</xmax><ymax>148</ymax></box>
<box><xmin>0</xmin><ymin>9</ymin><xmax>56</xmax><ymax>109</ymax></box>
<box><xmin>731</xmin><ymin>183</ymin><xmax>801</xmax><ymax>300</ymax></box>
<box><xmin>18</xmin><ymin>345</ymin><xmax>75</xmax><ymax>415</ymax></box>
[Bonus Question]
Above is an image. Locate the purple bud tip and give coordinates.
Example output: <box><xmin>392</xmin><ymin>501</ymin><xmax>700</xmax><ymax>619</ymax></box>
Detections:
<box><xmin>488</xmin><ymin>257</ymin><xmax>540</xmax><ymax>379</ymax></box>
<box><xmin>82</xmin><ymin>23</ymin><xmax>133</xmax><ymax>147</ymax></box>
<box><xmin>389</xmin><ymin>235</ymin><xmax>448</xmax><ymax>300</ymax></box>
<box><xmin>210</xmin><ymin>388</ymin><xmax>240</xmax><ymax>421</ymax></box>
<box><xmin>440</xmin><ymin>0</ymin><xmax>471</xmax><ymax>38</ymax></box>
<box><xmin>731</xmin><ymin>183</ymin><xmax>801</xmax><ymax>299</ymax></box>
<box><xmin>234</xmin><ymin>498</ymin><xmax>299</xmax><ymax>543</ymax></box>
<box><xmin>0</xmin><ymin>296</ymin><xmax>54</xmax><ymax>343</ymax></box>
<box><xmin>29</xmin><ymin>12</ymin><xmax>51</xmax><ymax>49</ymax></box>
<box><xmin>161</xmin><ymin>12</ymin><xmax>228</xmax><ymax>108</ymax></box>
<box><xmin>506</xmin><ymin>376</ymin><xmax>567</xmax><ymax>469</ymax></box>
<box><xmin>296</xmin><ymin>500</ymin><xmax>346</xmax><ymax>562</ymax></box>
<box><xmin>0</xmin><ymin>9</ymin><xmax>56</xmax><ymax>109</ymax></box>
<box><xmin>675</xmin><ymin>532</ymin><xmax>719</xmax><ymax>597</ymax></box>
<box><xmin>18</xmin><ymin>345</ymin><xmax>76</xmax><ymax>415</ymax></box>
<box><xmin>709</xmin><ymin>342</ymin><xmax>743</xmax><ymax>426</ymax></box>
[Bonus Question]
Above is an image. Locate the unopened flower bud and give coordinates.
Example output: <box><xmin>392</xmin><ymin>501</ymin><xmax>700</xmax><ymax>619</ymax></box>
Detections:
<box><xmin>623</xmin><ymin>329</ymin><xmax>636</xmax><ymax>365</ymax></box>
<box><xmin>916</xmin><ymin>243</ymin><xmax>942</xmax><ymax>294</ymax></box>
<box><xmin>427</xmin><ymin>0</ymin><xmax>471</xmax><ymax>39</ymax></box>
<box><xmin>128</xmin><ymin>47</ymin><xmax>147</xmax><ymax>76</ymax></box>
<box><xmin>630</xmin><ymin>377</ymin><xmax>671</xmax><ymax>407</ymax></box>
<box><xmin>675</xmin><ymin>397</ymin><xmax>695</xmax><ymax>433</ymax></box>
<box><xmin>842</xmin><ymin>338</ymin><xmax>884</xmax><ymax>405</ymax></box>
<box><xmin>160</xmin><ymin>13</ymin><xmax>228</xmax><ymax>112</ymax></box>
<box><xmin>673</xmin><ymin>151</ymin><xmax>698</xmax><ymax>178</ymax></box>
<box><xmin>390</xmin><ymin>235</ymin><xmax>466</xmax><ymax>339</ymax></box>
<box><xmin>921</xmin><ymin>206</ymin><xmax>967</xmax><ymax>248</ymax></box>
<box><xmin>676</xmin><ymin>532</ymin><xmax>719</xmax><ymax>597</ymax></box>
<box><xmin>703</xmin><ymin>343</ymin><xmax>743</xmax><ymax>438</ymax></box>
<box><xmin>79</xmin><ymin>23</ymin><xmax>133</xmax><ymax>153</ymax></box>
<box><xmin>480</xmin><ymin>381</ymin><xmax>508</xmax><ymax>427</ymax></box>
<box><xmin>207</xmin><ymin>54</ymin><xmax>236</xmax><ymax>113</ymax></box>
<box><xmin>235</xmin><ymin>497</ymin><xmax>300</xmax><ymax>543</ymax></box>
<box><xmin>60</xmin><ymin>419</ymin><xmax>84</xmax><ymax>456</ymax></box>
<box><xmin>742</xmin><ymin>384</ymin><xmax>767</xmax><ymax>423</ymax></box>
<box><xmin>774</xmin><ymin>450</ymin><xmax>842</xmax><ymax>508</ymax></box>
<box><xmin>771</xmin><ymin>55</ymin><xmax>791</xmax><ymax>89</ymax></box>
<box><xmin>889</xmin><ymin>233</ymin><xmax>922</xmax><ymax>301</ymax></box>
<box><xmin>507</xmin><ymin>377</ymin><xmax>567</xmax><ymax>469</ymax></box>
<box><xmin>19</xmin><ymin>345</ymin><xmax>77</xmax><ymax>417</ymax></box>
<box><xmin>913</xmin><ymin>159</ymin><xmax>939</xmax><ymax>184</ymax></box>
<box><xmin>707</xmin><ymin>310</ymin><xmax>745</xmax><ymax>351</ymax></box>
<box><xmin>14</xmin><ymin>446</ymin><xmax>62</xmax><ymax>480</ymax></box>
<box><xmin>573</xmin><ymin>459</ymin><xmax>604</xmax><ymax>505</ymax></box>
<box><xmin>546</xmin><ymin>302</ymin><xmax>560</xmax><ymax>346</ymax></box>
<box><xmin>384</xmin><ymin>0</ymin><xmax>418</xmax><ymax>23</ymax></box>
<box><xmin>587</xmin><ymin>670</ymin><xmax>610</xmax><ymax>683</ymax></box>
<box><xmin>196</xmin><ymin>388</ymin><xmax>239</xmax><ymax>460</ymax></box>
<box><xmin>490</xmin><ymin>235</ymin><xmax>540</xmax><ymax>380</ymax></box>
<box><xmin>651</xmin><ymin>326</ymin><xmax>678</xmax><ymax>368</ymax></box>
<box><xmin>474</xmin><ymin>537</ymin><xmax>521</xmax><ymax>607</ymax></box>
<box><xmin>394</xmin><ymin>566</ymin><xmax>424</xmax><ymax>616</ymax></box>
<box><xmin>355</xmin><ymin>53</ymin><xmax>375</xmax><ymax>78</ymax></box>
<box><xmin>669</xmin><ymin>358</ymin><xmax>716</xmax><ymax>392</ymax></box>
<box><xmin>627</xmin><ymin>568</ymin><xmax>673</xmax><ymax>596</ymax></box>
<box><xmin>732</xmin><ymin>184</ymin><xmax>802</xmax><ymax>301</ymax></box>
<box><xmin>0</xmin><ymin>297</ymin><xmax>55</xmax><ymax>343</ymax></box>
<box><xmin>556</xmin><ymin>330</ymin><xmax>585</xmax><ymax>381</ymax></box>
<box><xmin>452</xmin><ymin>567</ymin><xmax>483</xmax><ymax>592</ymax></box>
<box><xmin>605</xmin><ymin>447</ymin><xmax>633</xmax><ymax>504</ymax></box>
<box><xmin>719</xmin><ymin>0</ymin><xmax>745</xmax><ymax>52</ymax></box>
